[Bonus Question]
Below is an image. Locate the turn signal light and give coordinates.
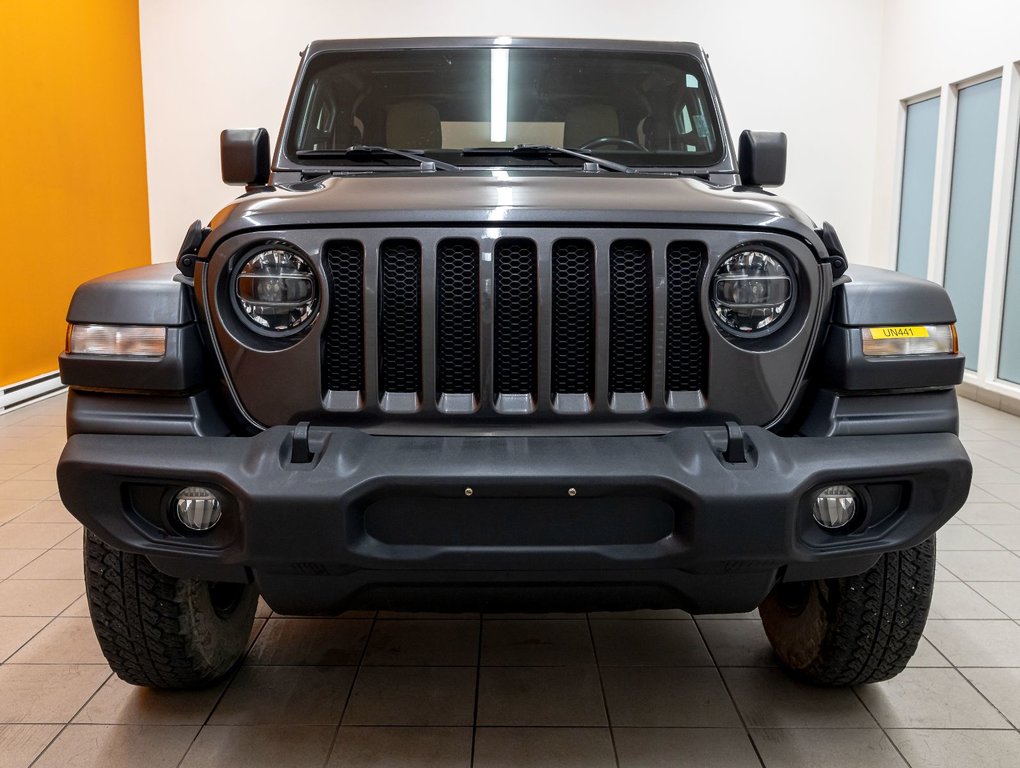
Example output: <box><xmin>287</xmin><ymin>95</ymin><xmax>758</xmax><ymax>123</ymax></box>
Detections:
<box><xmin>861</xmin><ymin>324</ymin><xmax>957</xmax><ymax>356</ymax></box>
<box><xmin>66</xmin><ymin>324</ymin><xmax>167</xmax><ymax>357</ymax></box>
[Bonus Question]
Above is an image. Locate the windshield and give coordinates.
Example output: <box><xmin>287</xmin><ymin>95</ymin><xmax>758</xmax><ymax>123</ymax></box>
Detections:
<box><xmin>287</xmin><ymin>46</ymin><xmax>724</xmax><ymax>169</ymax></box>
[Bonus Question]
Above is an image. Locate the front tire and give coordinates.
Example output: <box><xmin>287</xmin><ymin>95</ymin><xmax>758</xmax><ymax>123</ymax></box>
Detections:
<box><xmin>759</xmin><ymin>536</ymin><xmax>936</xmax><ymax>686</ymax></box>
<box><xmin>84</xmin><ymin>530</ymin><xmax>258</xmax><ymax>689</ymax></box>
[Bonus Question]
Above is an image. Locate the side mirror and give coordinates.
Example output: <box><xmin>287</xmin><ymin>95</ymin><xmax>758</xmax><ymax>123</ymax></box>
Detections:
<box><xmin>738</xmin><ymin>130</ymin><xmax>787</xmax><ymax>187</ymax></box>
<box><xmin>220</xmin><ymin>128</ymin><xmax>270</xmax><ymax>186</ymax></box>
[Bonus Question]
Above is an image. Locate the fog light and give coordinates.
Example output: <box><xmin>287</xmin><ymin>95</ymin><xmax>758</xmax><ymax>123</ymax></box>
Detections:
<box><xmin>174</xmin><ymin>487</ymin><xmax>222</xmax><ymax>531</ymax></box>
<box><xmin>812</xmin><ymin>485</ymin><xmax>858</xmax><ymax>529</ymax></box>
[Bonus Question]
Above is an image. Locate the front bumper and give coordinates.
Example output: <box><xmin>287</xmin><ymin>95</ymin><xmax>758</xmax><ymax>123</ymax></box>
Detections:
<box><xmin>57</xmin><ymin>426</ymin><xmax>971</xmax><ymax>615</ymax></box>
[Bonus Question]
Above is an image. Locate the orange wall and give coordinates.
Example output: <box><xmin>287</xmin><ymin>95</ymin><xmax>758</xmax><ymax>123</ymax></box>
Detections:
<box><xmin>0</xmin><ymin>1</ymin><xmax>151</xmax><ymax>387</ymax></box>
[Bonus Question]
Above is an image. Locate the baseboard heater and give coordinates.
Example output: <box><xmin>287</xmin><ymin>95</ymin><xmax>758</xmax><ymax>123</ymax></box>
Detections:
<box><xmin>0</xmin><ymin>371</ymin><xmax>65</xmax><ymax>414</ymax></box>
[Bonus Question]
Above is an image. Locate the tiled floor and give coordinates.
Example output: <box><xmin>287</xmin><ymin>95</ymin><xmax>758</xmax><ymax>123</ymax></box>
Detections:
<box><xmin>1</xmin><ymin>392</ymin><xmax>1019</xmax><ymax>767</ymax></box>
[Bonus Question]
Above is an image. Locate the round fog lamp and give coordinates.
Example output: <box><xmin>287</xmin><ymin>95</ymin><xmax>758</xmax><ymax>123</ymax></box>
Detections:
<box><xmin>174</xmin><ymin>487</ymin><xmax>222</xmax><ymax>532</ymax></box>
<box><xmin>812</xmin><ymin>485</ymin><xmax>858</xmax><ymax>529</ymax></box>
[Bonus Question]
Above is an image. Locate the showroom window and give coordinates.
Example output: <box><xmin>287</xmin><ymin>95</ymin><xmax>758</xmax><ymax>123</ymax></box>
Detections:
<box><xmin>1000</xmin><ymin>125</ymin><xmax>1020</xmax><ymax>384</ymax></box>
<box><xmin>942</xmin><ymin>76</ymin><xmax>1001</xmax><ymax>370</ymax></box>
<box><xmin>896</xmin><ymin>95</ymin><xmax>940</xmax><ymax>280</ymax></box>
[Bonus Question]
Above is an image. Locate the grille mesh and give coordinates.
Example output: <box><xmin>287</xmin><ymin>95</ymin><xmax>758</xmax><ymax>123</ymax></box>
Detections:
<box><xmin>666</xmin><ymin>242</ymin><xmax>708</xmax><ymax>392</ymax></box>
<box><xmin>493</xmin><ymin>239</ymin><xmax>538</xmax><ymax>395</ymax></box>
<box><xmin>436</xmin><ymin>239</ymin><xmax>480</xmax><ymax>395</ymax></box>
<box><xmin>609</xmin><ymin>240</ymin><xmax>653</xmax><ymax>394</ymax></box>
<box><xmin>378</xmin><ymin>240</ymin><xmax>422</xmax><ymax>394</ymax></box>
<box><xmin>323</xmin><ymin>241</ymin><xmax>364</xmax><ymax>392</ymax></box>
<box><xmin>551</xmin><ymin>239</ymin><xmax>595</xmax><ymax>395</ymax></box>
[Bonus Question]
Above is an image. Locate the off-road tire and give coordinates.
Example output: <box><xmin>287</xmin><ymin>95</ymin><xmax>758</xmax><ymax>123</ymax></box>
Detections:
<box><xmin>759</xmin><ymin>535</ymin><xmax>936</xmax><ymax>686</ymax></box>
<box><xmin>84</xmin><ymin>529</ymin><xmax>258</xmax><ymax>689</ymax></box>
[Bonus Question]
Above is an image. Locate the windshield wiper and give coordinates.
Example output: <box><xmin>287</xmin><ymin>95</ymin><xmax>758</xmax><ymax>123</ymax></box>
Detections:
<box><xmin>295</xmin><ymin>145</ymin><xmax>461</xmax><ymax>172</ymax></box>
<box><xmin>461</xmin><ymin>144</ymin><xmax>632</xmax><ymax>173</ymax></box>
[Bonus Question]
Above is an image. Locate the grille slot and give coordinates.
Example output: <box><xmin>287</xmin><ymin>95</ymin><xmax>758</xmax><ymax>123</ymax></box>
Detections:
<box><xmin>551</xmin><ymin>239</ymin><xmax>596</xmax><ymax>395</ymax></box>
<box><xmin>493</xmin><ymin>239</ymin><xmax>538</xmax><ymax>396</ymax></box>
<box><xmin>436</xmin><ymin>239</ymin><xmax>480</xmax><ymax>396</ymax></box>
<box><xmin>323</xmin><ymin>240</ymin><xmax>365</xmax><ymax>392</ymax></box>
<box><xmin>666</xmin><ymin>242</ymin><xmax>708</xmax><ymax>393</ymax></box>
<box><xmin>608</xmin><ymin>240</ymin><xmax>653</xmax><ymax>395</ymax></box>
<box><xmin>378</xmin><ymin>239</ymin><xmax>422</xmax><ymax>394</ymax></box>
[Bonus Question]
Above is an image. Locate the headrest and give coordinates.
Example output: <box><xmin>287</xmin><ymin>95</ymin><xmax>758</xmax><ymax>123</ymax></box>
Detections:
<box><xmin>386</xmin><ymin>101</ymin><xmax>442</xmax><ymax>148</ymax></box>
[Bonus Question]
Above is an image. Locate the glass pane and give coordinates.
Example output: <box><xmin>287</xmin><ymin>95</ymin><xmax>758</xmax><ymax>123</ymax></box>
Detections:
<box><xmin>896</xmin><ymin>97</ymin><xmax>940</xmax><ymax>279</ymax></box>
<box><xmin>287</xmin><ymin>47</ymin><xmax>723</xmax><ymax>169</ymax></box>
<box><xmin>943</xmin><ymin>77</ymin><xmax>1001</xmax><ymax>371</ymax></box>
<box><xmin>999</xmin><ymin>128</ymin><xmax>1020</xmax><ymax>384</ymax></box>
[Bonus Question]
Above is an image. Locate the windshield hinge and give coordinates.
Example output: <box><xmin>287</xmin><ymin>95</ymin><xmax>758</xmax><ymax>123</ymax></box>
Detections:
<box><xmin>816</xmin><ymin>221</ymin><xmax>849</xmax><ymax>279</ymax></box>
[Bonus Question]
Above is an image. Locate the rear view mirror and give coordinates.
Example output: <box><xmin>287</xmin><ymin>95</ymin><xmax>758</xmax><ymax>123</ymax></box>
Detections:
<box><xmin>221</xmin><ymin>128</ymin><xmax>271</xmax><ymax>186</ymax></box>
<box><xmin>738</xmin><ymin>130</ymin><xmax>787</xmax><ymax>187</ymax></box>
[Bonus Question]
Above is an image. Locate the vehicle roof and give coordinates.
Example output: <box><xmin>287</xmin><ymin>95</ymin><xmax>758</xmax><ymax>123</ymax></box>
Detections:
<box><xmin>304</xmin><ymin>37</ymin><xmax>708</xmax><ymax>59</ymax></box>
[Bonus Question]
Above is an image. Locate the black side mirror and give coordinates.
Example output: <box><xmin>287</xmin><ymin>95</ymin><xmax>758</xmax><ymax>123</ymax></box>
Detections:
<box><xmin>738</xmin><ymin>130</ymin><xmax>787</xmax><ymax>187</ymax></box>
<box><xmin>220</xmin><ymin>128</ymin><xmax>271</xmax><ymax>186</ymax></box>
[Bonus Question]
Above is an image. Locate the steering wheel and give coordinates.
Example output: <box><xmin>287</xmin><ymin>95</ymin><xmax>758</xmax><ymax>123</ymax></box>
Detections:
<box><xmin>579</xmin><ymin>137</ymin><xmax>649</xmax><ymax>152</ymax></box>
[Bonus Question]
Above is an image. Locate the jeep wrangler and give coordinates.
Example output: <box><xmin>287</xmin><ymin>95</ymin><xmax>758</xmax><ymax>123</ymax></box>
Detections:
<box><xmin>57</xmin><ymin>38</ymin><xmax>972</xmax><ymax>689</ymax></box>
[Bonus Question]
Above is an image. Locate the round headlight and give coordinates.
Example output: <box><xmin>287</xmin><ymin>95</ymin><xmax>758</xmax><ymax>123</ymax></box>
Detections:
<box><xmin>234</xmin><ymin>248</ymin><xmax>317</xmax><ymax>333</ymax></box>
<box><xmin>711</xmin><ymin>249</ymin><xmax>793</xmax><ymax>335</ymax></box>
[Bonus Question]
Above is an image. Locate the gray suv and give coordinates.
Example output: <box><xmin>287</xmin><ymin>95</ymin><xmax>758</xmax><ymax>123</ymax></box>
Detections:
<box><xmin>57</xmin><ymin>38</ymin><xmax>971</xmax><ymax>689</ymax></box>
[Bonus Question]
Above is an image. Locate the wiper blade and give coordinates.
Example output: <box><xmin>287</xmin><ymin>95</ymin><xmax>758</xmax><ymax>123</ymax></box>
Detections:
<box><xmin>461</xmin><ymin>144</ymin><xmax>632</xmax><ymax>173</ymax></box>
<box><xmin>295</xmin><ymin>145</ymin><xmax>461</xmax><ymax>172</ymax></box>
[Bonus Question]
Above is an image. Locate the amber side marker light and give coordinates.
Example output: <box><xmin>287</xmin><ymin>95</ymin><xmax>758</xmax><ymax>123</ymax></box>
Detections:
<box><xmin>861</xmin><ymin>324</ymin><xmax>957</xmax><ymax>356</ymax></box>
<box><xmin>66</xmin><ymin>324</ymin><xmax>167</xmax><ymax>357</ymax></box>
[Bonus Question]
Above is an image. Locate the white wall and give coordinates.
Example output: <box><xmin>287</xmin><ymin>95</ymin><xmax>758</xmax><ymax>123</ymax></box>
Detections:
<box><xmin>870</xmin><ymin>0</ymin><xmax>1020</xmax><ymax>266</ymax></box>
<box><xmin>138</xmin><ymin>0</ymin><xmax>884</xmax><ymax>263</ymax></box>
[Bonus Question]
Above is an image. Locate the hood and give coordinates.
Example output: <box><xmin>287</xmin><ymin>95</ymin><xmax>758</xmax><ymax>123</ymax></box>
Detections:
<box><xmin>203</xmin><ymin>171</ymin><xmax>820</xmax><ymax>255</ymax></box>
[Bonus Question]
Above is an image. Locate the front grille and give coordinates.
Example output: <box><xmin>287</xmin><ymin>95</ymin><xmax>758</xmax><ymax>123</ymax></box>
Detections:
<box><xmin>436</xmin><ymin>239</ymin><xmax>480</xmax><ymax>395</ymax></box>
<box><xmin>378</xmin><ymin>240</ymin><xmax>422</xmax><ymax>394</ymax></box>
<box><xmin>322</xmin><ymin>235</ymin><xmax>707</xmax><ymax>414</ymax></box>
<box><xmin>551</xmin><ymin>239</ymin><xmax>596</xmax><ymax>395</ymax></box>
<box><xmin>609</xmin><ymin>240</ymin><xmax>653</xmax><ymax>395</ymax></box>
<box><xmin>493</xmin><ymin>239</ymin><xmax>538</xmax><ymax>396</ymax></box>
<box><xmin>323</xmin><ymin>241</ymin><xmax>364</xmax><ymax>392</ymax></box>
<box><xmin>666</xmin><ymin>242</ymin><xmax>708</xmax><ymax>393</ymax></box>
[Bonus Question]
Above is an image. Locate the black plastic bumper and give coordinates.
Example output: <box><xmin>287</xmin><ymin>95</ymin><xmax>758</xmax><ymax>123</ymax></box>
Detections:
<box><xmin>56</xmin><ymin>426</ymin><xmax>971</xmax><ymax>615</ymax></box>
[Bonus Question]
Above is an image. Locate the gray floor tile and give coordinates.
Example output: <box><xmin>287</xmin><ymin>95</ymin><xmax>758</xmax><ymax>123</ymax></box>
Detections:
<box><xmin>722</xmin><ymin>667</ymin><xmax>875</xmax><ymax>728</ymax></box>
<box><xmin>476</xmin><ymin>666</ymin><xmax>607</xmax><ymax>726</ymax></box>
<box><xmin>245</xmin><ymin>618</ymin><xmax>371</xmax><ymax>666</ymax></box>
<box><xmin>362</xmin><ymin>619</ymin><xmax>478</xmax><ymax>666</ymax></box>
<box><xmin>959</xmin><ymin>667</ymin><xmax>1020</xmax><ymax>728</ymax></box>
<box><xmin>481</xmin><ymin>619</ymin><xmax>595</xmax><ymax>666</ymax></box>
<box><xmin>614</xmin><ymin>727</ymin><xmax>760</xmax><ymax>768</ymax></box>
<box><xmin>968</xmin><ymin>581</ymin><xmax>1020</xmax><ymax>619</ymax></box>
<box><xmin>696</xmin><ymin>618</ymin><xmax>775</xmax><ymax>667</ymax></box>
<box><xmin>342</xmin><ymin>666</ymin><xmax>476</xmax><ymax>726</ymax></box>
<box><xmin>601</xmin><ymin>667</ymin><xmax>741</xmax><ymax>727</ymax></box>
<box><xmin>0</xmin><ymin>664</ymin><xmax>109</xmax><ymax>723</ymax></box>
<box><xmin>209</xmin><ymin>666</ymin><xmax>355</xmax><ymax>725</ymax></box>
<box><xmin>888</xmin><ymin>729</ymin><xmax>1020</xmax><ymax>768</ymax></box>
<box><xmin>32</xmin><ymin>724</ymin><xmax>198</xmax><ymax>768</ymax></box>
<box><xmin>750</xmin><ymin>728</ymin><xmax>907</xmax><ymax>768</ymax></box>
<box><xmin>0</xmin><ymin>724</ymin><xmax>62</xmax><ymax>768</ymax></box>
<box><xmin>473</xmin><ymin>727</ymin><xmax>615</xmax><ymax>768</ymax></box>
<box><xmin>328</xmin><ymin>726</ymin><xmax>472</xmax><ymax>768</ymax></box>
<box><xmin>934</xmin><ymin>550</ymin><xmax>1020</xmax><ymax>580</ymax></box>
<box><xmin>928</xmin><ymin>581</ymin><xmax>1009</xmax><ymax>619</ymax></box>
<box><xmin>180</xmin><ymin>725</ymin><xmax>336</xmax><ymax>768</ymax></box>
<box><xmin>591</xmin><ymin>619</ymin><xmax>713</xmax><ymax>666</ymax></box>
<box><xmin>924</xmin><ymin>619</ymin><xmax>1020</xmax><ymax>666</ymax></box>
<box><xmin>855</xmin><ymin>667</ymin><xmax>1010</xmax><ymax>728</ymax></box>
<box><xmin>74</xmin><ymin>676</ymin><xmax>227</xmax><ymax>726</ymax></box>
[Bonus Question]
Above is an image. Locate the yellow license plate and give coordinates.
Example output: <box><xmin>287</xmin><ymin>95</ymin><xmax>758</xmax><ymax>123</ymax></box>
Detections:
<box><xmin>867</xmin><ymin>325</ymin><xmax>929</xmax><ymax>339</ymax></box>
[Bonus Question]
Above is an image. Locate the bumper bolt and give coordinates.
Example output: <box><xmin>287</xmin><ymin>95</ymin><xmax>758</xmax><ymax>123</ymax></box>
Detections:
<box><xmin>464</xmin><ymin>487</ymin><xmax>473</xmax><ymax>497</ymax></box>
<box><xmin>568</xmin><ymin>487</ymin><xmax>577</xmax><ymax>497</ymax></box>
